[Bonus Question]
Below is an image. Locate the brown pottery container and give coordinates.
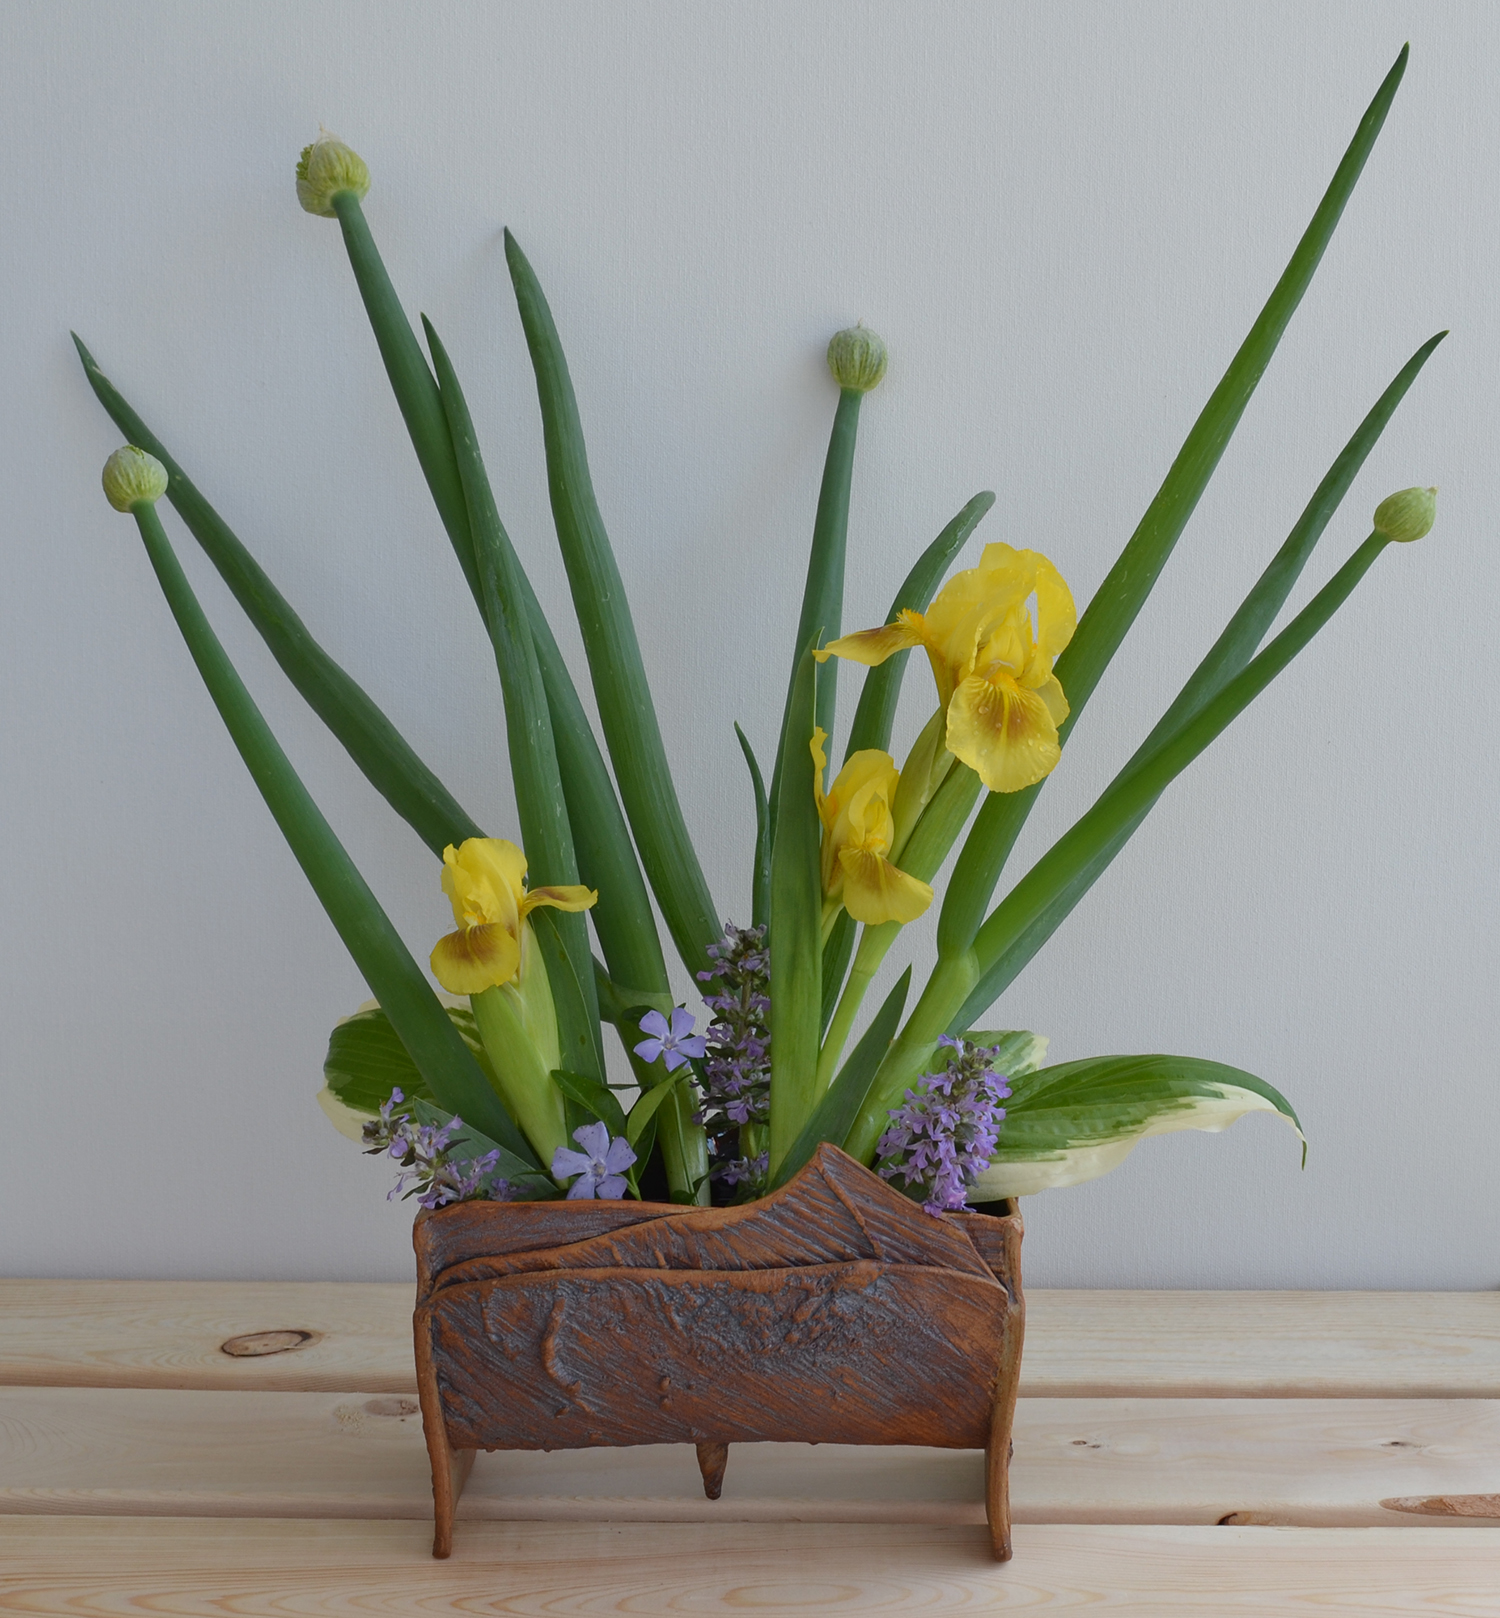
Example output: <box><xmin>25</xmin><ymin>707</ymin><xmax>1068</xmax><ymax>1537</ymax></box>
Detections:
<box><xmin>413</xmin><ymin>1143</ymin><xmax>1024</xmax><ymax>1559</ymax></box>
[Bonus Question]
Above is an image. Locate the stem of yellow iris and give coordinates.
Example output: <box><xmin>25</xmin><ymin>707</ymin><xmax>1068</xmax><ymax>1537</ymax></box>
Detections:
<box><xmin>841</xmin><ymin>951</ymin><xmax>980</xmax><ymax>1165</ymax></box>
<box><xmin>469</xmin><ymin>985</ymin><xmax>569</xmax><ymax>1174</ymax></box>
<box><xmin>819</xmin><ymin>898</ymin><xmax>845</xmax><ymax>945</ymax></box>
<box><xmin>815</xmin><ymin>919</ymin><xmax>900</xmax><ymax>1092</ymax></box>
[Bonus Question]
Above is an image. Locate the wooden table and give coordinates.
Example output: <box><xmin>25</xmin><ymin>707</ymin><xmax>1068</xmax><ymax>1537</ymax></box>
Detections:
<box><xmin>0</xmin><ymin>1282</ymin><xmax>1496</xmax><ymax>1612</ymax></box>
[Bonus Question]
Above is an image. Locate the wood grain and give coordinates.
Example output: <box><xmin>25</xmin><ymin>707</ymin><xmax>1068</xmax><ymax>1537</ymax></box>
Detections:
<box><xmin>4</xmin><ymin>1284</ymin><xmax>1497</xmax><ymax>1397</ymax></box>
<box><xmin>3</xmin><ymin>1389</ymin><xmax>1498</xmax><ymax>1529</ymax></box>
<box><xmin>0</xmin><ymin>1282</ymin><xmax>413</xmax><ymax>1393</ymax></box>
<box><xmin>0</xmin><ymin>1517</ymin><xmax>1496</xmax><ymax>1614</ymax></box>
<box><xmin>1020</xmin><ymin>1290</ymin><xmax>1500</xmax><ymax>1398</ymax></box>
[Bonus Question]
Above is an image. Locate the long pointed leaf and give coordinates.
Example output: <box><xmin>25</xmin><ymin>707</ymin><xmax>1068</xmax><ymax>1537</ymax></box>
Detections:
<box><xmin>769</xmin><ymin>387</ymin><xmax>862</xmax><ymax>825</ymax></box>
<box><xmin>313</xmin><ymin>212</ymin><xmax>671</xmax><ymax>1001</ymax></box>
<box><xmin>426</xmin><ymin>318</ymin><xmax>602</xmax><ymax>1082</ymax></box>
<box><xmin>734</xmin><ymin>722</ymin><xmax>771</xmax><ymax>931</ymax></box>
<box><xmin>327</xmin><ymin>193</ymin><xmax>479</xmax><ymax>596</ymax></box>
<box><xmin>128</xmin><ymin>503</ymin><xmax>536</xmax><ymax>1167</ymax></box>
<box><xmin>772</xmin><ymin>966</ymin><xmax>911</xmax><ymax>1190</ymax></box>
<box><xmin>953</xmin><ymin>533</ymin><xmax>1393</xmax><ymax>1023</ymax></box>
<box><xmin>938</xmin><ymin>330</ymin><xmax>1447</xmax><ymax>962</ymax></box>
<box><xmin>935</xmin><ymin>329</ymin><xmax>1447</xmax><ymax>986</ymax></box>
<box><xmin>73</xmin><ymin>337</ymin><xmax>484</xmax><ymax>858</ymax></box>
<box><xmin>505</xmin><ymin>229</ymin><xmax>720</xmax><ymax>978</ymax></box>
<box><xmin>844</xmin><ymin>491</ymin><xmax>995</xmax><ymax>759</ymax></box>
<box><xmin>938</xmin><ymin>47</ymin><xmax>1410</xmax><ymax>955</ymax></box>
<box><xmin>767</xmin><ymin>645</ymin><xmax>824</xmax><ymax>1171</ymax></box>
<box><xmin>849</xmin><ymin>528</ymin><xmax>1397</xmax><ymax>1162</ymax></box>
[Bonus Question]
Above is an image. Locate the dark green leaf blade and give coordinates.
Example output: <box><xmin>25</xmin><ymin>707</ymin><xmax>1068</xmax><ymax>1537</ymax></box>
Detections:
<box><xmin>938</xmin><ymin>47</ymin><xmax>1412</xmax><ymax>955</ymax></box>
<box><xmin>72</xmin><ymin>337</ymin><xmax>484</xmax><ymax>859</ymax></box>
<box><xmin>505</xmin><ymin>229</ymin><xmax>720</xmax><ymax>979</ymax></box>
<box><xmin>551</xmin><ymin>1069</ymin><xmax>628</xmax><ymax>1138</ymax></box>
<box><xmin>767</xmin><ymin>645</ymin><xmax>825</xmax><ymax>1171</ymax></box>
<box><xmin>129</xmin><ymin>503</ymin><xmax>537</xmax><ymax>1168</ymax></box>
<box><xmin>734</xmin><ymin>722</ymin><xmax>771</xmax><ymax>932</ymax></box>
<box><xmin>771</xmin><ymin>966</ymin><xmax>911</xmax><ymax>1190</ymax></box>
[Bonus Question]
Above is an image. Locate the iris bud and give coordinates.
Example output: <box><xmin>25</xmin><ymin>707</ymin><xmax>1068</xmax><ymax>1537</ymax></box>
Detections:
<box><xmin>296</xmin><ymin>130</ymin><xmax>370</xmax><ymax>217</ymax></box>
<box><xmin>101</xmin><ymin>446</ymin><xmax>168</xmax><ymax>512</ymax></box>
<box><xmin>1373</xmin><ymin>486</ymin><xmax>1437</xmax><ymax>544</ymax></box>
<box><xmin>827</xmin><ymin>325</ymin><xmax>888</xmax><ymax>393</ymax></box>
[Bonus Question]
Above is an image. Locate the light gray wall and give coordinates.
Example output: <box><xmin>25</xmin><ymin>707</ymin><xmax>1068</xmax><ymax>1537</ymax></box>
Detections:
<box><xmin>1</xmin><ymin>1</ymin><xmax>1494</xmax><ymax>1286</ymax></box>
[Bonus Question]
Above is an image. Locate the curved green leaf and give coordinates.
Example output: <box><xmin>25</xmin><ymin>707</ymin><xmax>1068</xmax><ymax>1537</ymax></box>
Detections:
<box><xmin>938</xmin><ymin>47</ymin><xmax>1412</xmax><ymax>956</ymax></box>
<box><xmin>768</xmin><ymin>644</ymin><xmax>824</xmax><ymax>1170</ymax></box>
<box><xmin>128</xmin><ymin>504</ymin><xmax>537</xmax><ymax>1168</ymax></box>
<box><xmin>505</xmin><ymin>229</ymin><xmax>719</xmax><ymax>978</ymax></box>
<box><xmin>772</xmin><ymin>966</ymin><xmax>911</xmax><ymax>1190</ymax></box>
<box><xmin>72</xmin><ymin>337</ymin><xmax>484</xmax><ymax>859</ymax></box>
<box><xmin>970</xmin><ymin>1054</ymin><xmax>1303</xmax><ymax>1199</ymax></box>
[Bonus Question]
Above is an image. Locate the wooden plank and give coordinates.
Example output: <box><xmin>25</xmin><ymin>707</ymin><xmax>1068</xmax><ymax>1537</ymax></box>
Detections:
<box><xmin>2</xmin><ymin>1389</ymin><xmax>1497</xmax><ymax>1529</ymax></box>
<box><xmin>0</xmin><ymin>1282</ymin><xmax>413</xmax><ymax>1393</ymax></box>
<box><xmin>0</xmin><ymin>1518</ymin><xmax>1496</xmax><ymax>1614</ymax></box>
<box><xmin>3</xmin><ymin>1283</ymin><xmax>1498</xmax><ymax>1397</ymax></box>
<box><xmin>1021</xmin><ymin>1290</ymin><xmax>1500</xmax><ymax>1398</ymax></box>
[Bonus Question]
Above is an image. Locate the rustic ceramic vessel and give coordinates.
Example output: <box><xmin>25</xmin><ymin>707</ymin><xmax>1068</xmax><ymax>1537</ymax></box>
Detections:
<box><xmin>413</xmin><ymin>1142</ymin><xmax>1024</xmax><ymax>1559</ymax></box>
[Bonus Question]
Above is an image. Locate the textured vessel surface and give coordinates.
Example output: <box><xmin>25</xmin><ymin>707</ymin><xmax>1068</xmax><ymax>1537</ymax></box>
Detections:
<box><xmin>413</xmin><ymin>1143</ymin><xmax>1023</xmax><ymax>1559</ymax></box>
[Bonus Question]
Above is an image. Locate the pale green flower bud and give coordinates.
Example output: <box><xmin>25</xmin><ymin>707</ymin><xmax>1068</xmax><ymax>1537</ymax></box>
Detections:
<box><xmin>296</xmin><ymin>130</ymin><xmax>370</xmax><ymax>217</ymax></box>
<box><xmin>827</xmin><ymin>325</ymin><xmax>887</xmax><ymax>393</ymax></box>
<box><xmin>101</xmin><ymin>446</ymin><xmax>168</xmax><ymax>512</ymax></box>
<box><xmin>1373</xmin><ymin>485</ymin><xmax>1438</xmax><ymax>544</ymax></box>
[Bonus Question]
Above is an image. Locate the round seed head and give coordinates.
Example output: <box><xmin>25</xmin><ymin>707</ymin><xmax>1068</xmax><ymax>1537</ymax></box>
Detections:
<box><xmin>101</xmin><ymin>446</ymin><xmax>168</xmax><ymax>512</ymax></box>
<box><xmin>1373</xmin><ymin>486</ymin><xmax>1438</xmax><ymax>544</ymax></box>
<box><xmin>296</xmin><ymin>130</ymin><xmax>370</xmax><ymax>217</ymax></box>
<box><xmin>827</xmin><ymin>325</ymin><xmax>888</xmax><ymax>393</ymax></box>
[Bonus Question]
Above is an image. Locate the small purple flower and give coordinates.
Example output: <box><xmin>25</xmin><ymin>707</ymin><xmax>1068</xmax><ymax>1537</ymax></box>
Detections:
<box><xmin>552</xmin><ymin>1121</ymin><xmax>637</xmax><ymax>1200</ymax></box>
<box><xmin>634</xmin><ymin>1007</ymin><xmax>708</xmax><ymax>1072</ymax></box>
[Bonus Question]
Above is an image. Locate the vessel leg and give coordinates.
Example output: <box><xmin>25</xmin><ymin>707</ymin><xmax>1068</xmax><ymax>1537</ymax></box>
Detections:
<box><xmin>695</xmin><ymin>1441</ymin><xmax>730</xmax><ymax>1500</ymax></box>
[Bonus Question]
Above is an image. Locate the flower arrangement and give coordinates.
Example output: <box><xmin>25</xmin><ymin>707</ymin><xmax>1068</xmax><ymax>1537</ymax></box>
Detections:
<box><xmin>82</xmin><ymin>48</ymin><xmax>1439</xmax><ymax>1223</ymax></box>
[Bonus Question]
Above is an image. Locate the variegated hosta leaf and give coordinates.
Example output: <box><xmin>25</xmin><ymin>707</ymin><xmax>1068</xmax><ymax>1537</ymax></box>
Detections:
<box><xmin>968</xmin><ymin>1054</ymin><xmax>1303</xmax><ymax>1200</ymax></box>
<box><xmin>318</xmin><ymin>998</ymin><xmax>496</xmax><ymax>1140</ymax></box>
<box><xmin>962</xmin><ymin>1030</ymin><xmax>1049</xmax><ymax>1079</ymax></box>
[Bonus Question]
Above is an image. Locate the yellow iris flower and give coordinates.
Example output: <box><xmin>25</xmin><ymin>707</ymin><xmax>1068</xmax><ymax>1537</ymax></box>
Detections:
<box><xmin>430</xmin><ymin>838</ymin><xmax>596</xmax><ymax>995</ymax></box>
<box><xmin>812</xmin><ymin>731</ymin><xmax>934</xmax><ymax>929</ymax></box>
<box><xmin>818</xmin><ymin>542</ymin><xmax>1076</xmax><ymax>794</ymax></box>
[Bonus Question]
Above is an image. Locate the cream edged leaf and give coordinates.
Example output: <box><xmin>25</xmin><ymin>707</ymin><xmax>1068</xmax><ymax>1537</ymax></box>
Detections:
<box><xmin>969</xmin><ymin>1053</ymin><xmax>1303</xmax><ymax>1200</ymax></box>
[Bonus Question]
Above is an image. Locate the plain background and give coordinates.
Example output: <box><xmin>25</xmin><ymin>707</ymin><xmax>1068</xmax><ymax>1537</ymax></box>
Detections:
<box><xmin>1</xmin><ymin>1</ymin><xmax>1493</xmax><ymax>1287</ymax></box>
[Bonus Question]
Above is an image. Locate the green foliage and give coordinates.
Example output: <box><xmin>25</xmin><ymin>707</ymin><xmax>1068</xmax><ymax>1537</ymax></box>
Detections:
<box><xmin>972</xmin><ymin>1055</ymin><xmax>1303</xmax><ymax>1199</ymax></box>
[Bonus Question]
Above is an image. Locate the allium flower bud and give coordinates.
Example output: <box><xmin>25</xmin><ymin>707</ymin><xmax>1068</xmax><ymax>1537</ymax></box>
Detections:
<box><xmin>101</xmin><ymin>446</ymin><xmax>168</xmax><ymax>512</ymax></box>
<box><xmin>827</xmin><ymin>325</ymin><xmax>888</xmax><ymax>393</ymax></box>
<box><xmin>1373</xmin><ymin>486</ymin><xmax>1437</xmax><ymax>544</ymax></box>
<box><xmin>296</xmin><ymin>130</ymin><xmax>370</xmax><ymax>217</ymax></box>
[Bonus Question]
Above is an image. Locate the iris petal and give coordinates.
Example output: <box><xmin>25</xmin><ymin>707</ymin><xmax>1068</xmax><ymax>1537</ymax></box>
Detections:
<box><xmin>816</xmin><ymin>618</ymin><xmax>923</xmax><ymax>667</ymax></box>
<box><xmin>519</xmin><ymin>882</ymin><xmax>598</xmax><ymax>917</ymax></box>
<box><xmin>946</xmin><ymin>673</ymin><xmax>1062</xmax><ymax>793</ymax></box>
<box><xmin>429</xmin><ymin>922</ymin><xmax>521</xmax><ymax>994</ymax></box>
<box><xmin>838</xmin><ymin>846</ymin><xmax>934</xmax><ymax>926</ymax></box>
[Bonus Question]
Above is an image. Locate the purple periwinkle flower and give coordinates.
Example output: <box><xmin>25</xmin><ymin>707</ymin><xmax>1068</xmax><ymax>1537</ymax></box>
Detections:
<box><xmin>552</xmin><ymin>1121</ymin><xmax>637</xmax><ymax>1200</ymax></box>
<box><xmin>877</xmin><ymin>1039</ymin><xmax>1011</xmax><ymax>1217</ymax></box>
<box><xmin>634</xmin><ymin>1007</ymin><xmax>708</xmax><ymax>1072</ymax></box>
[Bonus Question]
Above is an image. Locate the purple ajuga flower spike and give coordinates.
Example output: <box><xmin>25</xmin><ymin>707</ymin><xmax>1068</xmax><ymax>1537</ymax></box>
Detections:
<box><xmin>552</xmin><ymin>1121</ymin><xmax>638</xmax><ymax>1200</ymax></box>
<box><xmin>877</xmin><ymin>1038</ymin><xmax>1011</xmax><ymax>1217</ymax></box>
<box><xmin>694</xmin><ymin>922</ymin><xmax>773</xmax><ymax>1195</ymax></box>
<box><xmin>634</xmin><ymin>1007</ymin><xmax>708</xmax><ymax>1072</ymax></box>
